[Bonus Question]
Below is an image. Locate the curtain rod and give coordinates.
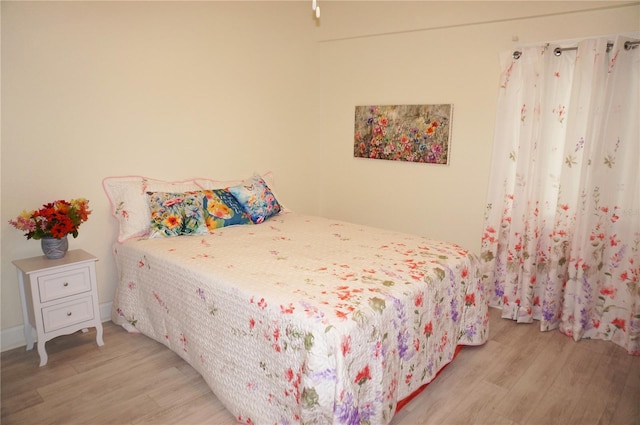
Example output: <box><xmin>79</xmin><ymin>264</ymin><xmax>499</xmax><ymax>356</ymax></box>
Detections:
<box><xmin>512</xmin><ymin>39</ymin><xmax>640</xmax><ymax>59</ymax></box>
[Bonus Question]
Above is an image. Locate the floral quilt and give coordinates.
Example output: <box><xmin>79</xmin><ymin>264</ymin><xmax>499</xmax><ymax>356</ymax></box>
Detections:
<box><xmin>111</xmin><ymin>212</ymin><xmax>489</xmax><ymax>424</ymax></box>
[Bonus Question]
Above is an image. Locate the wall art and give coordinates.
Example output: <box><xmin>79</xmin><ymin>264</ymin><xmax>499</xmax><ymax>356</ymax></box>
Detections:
<box><xmin>354</xmin><ymin>104</ymin><xmax>453</xmax><ymax>164</ymax></box>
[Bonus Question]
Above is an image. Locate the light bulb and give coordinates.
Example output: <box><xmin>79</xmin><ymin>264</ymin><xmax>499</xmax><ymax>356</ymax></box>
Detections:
<box><xmin>312</xmin><ymin>0</ymin><xmax>316</xmax><ymax>10</ymax></box>
<box><xmin>316</xmin><ymin>5</ymin><xmax>320</xmax><ymax>18</ymax></box>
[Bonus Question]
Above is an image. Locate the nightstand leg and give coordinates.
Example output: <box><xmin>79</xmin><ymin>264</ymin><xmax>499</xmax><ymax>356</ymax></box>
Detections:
<box><xmin>37</xmin><ymin>340</ymin><xmax>48</xmax><ymax>367</ymax></box>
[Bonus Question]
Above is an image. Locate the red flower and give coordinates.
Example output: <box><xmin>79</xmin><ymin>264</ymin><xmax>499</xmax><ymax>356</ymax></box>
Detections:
<box><xmin>461</xmin><ymin>266</ymin><xmax>469</xmax><ymax>279</ymax></box>
<box><xmin>354</xmin><ymin>365</ymin><xmax>371</xmax><ymax>385</ymax></box>
<box><xmin>280</xmin><ymin>303</ymin><xmax>295</xmax><ymax>314</ymax></box>
<box><xmin>600</xmin><ymin>286</ymin><xmax>616</xmax><ymax>298</ymax></box>
<box><xmin>285</xmin><ymin>368</ymin><xmax>294</xmax><ymax>382</ymax></box>
<box><xmin>465</xmin><ymin>293</ymin><xmax>476</xmax><ymax>306</ymax></box>
<box><xmin>423</xmin><ymin>321</ymin><xmax>433</xmax><ymax>336</ymax></box>
<box><xmin>335</xmin><ymin>310</ymin><xmax>348</xmax><ymax>320</ymax></box>
<box><xmin>612</xmin><ymin>318</ymin><xmax>626</xmax><ymax>331</ymax></box>
<box><xmin>610</xmin><ymin>235</ymin><xmax>620</xmax><ymax>247</ymax></box>
<box><xmin>341</xmin><ymin>335</ymin><xmax>351</xmax><ymax>356</ymax></box>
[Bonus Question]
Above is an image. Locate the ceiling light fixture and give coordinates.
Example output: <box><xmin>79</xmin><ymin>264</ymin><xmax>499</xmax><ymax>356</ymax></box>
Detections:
<box><xmin>312</xmin><ymin>0</ymin><xmax>320</xmax><ymax>19</ymax></box>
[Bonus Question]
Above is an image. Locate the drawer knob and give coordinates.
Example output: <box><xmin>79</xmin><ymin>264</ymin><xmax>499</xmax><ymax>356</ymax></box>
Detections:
<box><xmin>63</xmin><ymin>282</ymin><xmax>69</xmax><ymax>287</ymax></box>
<box><xmin>67</xmin><ymin>312</ymin><xmax>72</xmax><ymax>317</ymax></box>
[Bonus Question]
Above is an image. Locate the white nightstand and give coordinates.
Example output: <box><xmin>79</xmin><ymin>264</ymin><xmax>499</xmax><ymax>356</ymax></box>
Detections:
<box><xmin>12</xmin><ymin>249</ymin><xmax>105</xmax><ymax>366</ymax></box>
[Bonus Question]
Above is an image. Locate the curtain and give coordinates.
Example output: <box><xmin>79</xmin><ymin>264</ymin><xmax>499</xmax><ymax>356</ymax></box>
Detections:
<box><xmin>481</xmin><ymin>36</ymin><xmax>639</xmax><ymax>355</ymax></box>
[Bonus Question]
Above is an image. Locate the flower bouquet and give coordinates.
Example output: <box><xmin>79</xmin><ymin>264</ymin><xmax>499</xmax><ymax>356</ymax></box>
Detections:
<box><xmin>9</xmin><ymin>198</ymin><xmax>92</xmax><ymax>259</ymax></box>
<box><xmin>9</xmin><ymin>198</ymin><xmax>92</xmax><ymax>240</ymax></box>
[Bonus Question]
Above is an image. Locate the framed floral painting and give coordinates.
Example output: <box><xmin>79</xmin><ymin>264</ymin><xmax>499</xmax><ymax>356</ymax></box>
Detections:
<box><xmin>354</xmin><ymin>104</ymin><xmax>453</xmax><ymax>164</ymax></box>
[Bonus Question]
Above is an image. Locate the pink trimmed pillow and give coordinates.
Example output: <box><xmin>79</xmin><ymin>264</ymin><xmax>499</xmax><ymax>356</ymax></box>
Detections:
<box><xmin>102</xmin><ymin>176</ymin><xmax>202</xmax><ymax>242</ymax></box>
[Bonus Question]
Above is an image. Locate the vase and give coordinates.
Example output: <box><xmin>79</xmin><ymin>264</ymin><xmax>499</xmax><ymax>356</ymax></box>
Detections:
<box><xmin>41</xmin><ymin>236</ymin><xmax>69</xmax><ymax>259</ymax></box>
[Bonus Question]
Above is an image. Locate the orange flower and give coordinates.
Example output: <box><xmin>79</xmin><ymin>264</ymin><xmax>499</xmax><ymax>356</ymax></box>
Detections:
<box><xmin>163</xmin><ymin>215</ymin><xmax>181</xmax><ymax>229</ymax></box>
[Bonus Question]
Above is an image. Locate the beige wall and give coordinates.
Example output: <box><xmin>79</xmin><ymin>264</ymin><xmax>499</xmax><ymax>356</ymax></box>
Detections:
<box><xmin>314</xmin><ymin>1</ymin><xmax>639</xmax><ymax>250</ymax></box>
<box><xmin>1</xmin><ymin>1</ymin><xmax>320</xmax><ymax>339</ymax></box>
<box><xmin>1</xmin><ymin>1</ymin><xmax>638</xmax><ymax>349</ymax></box>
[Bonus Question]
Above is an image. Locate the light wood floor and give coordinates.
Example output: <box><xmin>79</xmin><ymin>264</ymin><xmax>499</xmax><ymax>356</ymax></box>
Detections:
<box><xmin>2</xmin><ymin>307</ymin><xmax>638</xmax><ymax>425</ymax></box>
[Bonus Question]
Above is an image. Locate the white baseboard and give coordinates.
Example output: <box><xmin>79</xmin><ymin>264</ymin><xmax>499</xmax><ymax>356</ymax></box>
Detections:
<box><xmin>1</xmin><ymin>301</ymin><xmax>113</xmax><ymax>352</ymax></box>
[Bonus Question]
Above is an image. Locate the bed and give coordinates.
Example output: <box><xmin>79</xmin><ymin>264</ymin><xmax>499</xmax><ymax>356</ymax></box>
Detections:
<box><xmin>105</xmin><ymin>173</ymin><xmax>489</xmax><ymax>425</ymax></box>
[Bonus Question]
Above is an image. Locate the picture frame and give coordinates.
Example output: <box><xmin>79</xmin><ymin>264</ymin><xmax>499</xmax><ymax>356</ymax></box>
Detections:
<box><xmin>354</xmin><ymin>104</ymin><xmax>453</xmax><ymax>164</ymax></box>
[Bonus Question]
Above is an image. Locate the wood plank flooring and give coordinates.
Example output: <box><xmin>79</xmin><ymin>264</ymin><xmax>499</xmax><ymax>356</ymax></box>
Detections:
<box><xmin>2</xmin><ymin>307</ymin><xmax>638</xmax><ymax>425</ymax></box>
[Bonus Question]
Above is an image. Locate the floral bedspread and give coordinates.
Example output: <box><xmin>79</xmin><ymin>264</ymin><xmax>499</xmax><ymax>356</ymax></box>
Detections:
<box><xmin>111</xmin><ymin>212</ymin><xmax>489</xmax><ymax>424</ymax></box>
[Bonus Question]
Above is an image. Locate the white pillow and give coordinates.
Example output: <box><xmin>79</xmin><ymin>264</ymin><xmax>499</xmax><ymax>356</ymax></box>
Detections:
<box><xmin>102</xmin><ymin>176</ymin><xmax>202</xmax><ymax>242</ymax></box>
<box><xmin>194</xmin><ymin>170</ymin><xmax>275</xmax><ymax>190</ymax></box>
<box><xmin>195</xmin><ymin>171</ymin><xmax>289</xmax><ymax>212</ymax></box>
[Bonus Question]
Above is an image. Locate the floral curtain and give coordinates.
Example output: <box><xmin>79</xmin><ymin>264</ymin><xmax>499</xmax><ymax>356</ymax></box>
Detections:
<box><xmin>481</xmin><ymin>36</ymin><xmax>639</xmax><ymax>355</ymax></box>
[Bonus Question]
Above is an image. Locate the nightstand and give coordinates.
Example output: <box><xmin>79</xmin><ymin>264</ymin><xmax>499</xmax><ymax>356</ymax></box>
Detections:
<box><xmin>12</xmin><ymin>249</ymin><xmax>105</xmax><ymax>366</ymax></box>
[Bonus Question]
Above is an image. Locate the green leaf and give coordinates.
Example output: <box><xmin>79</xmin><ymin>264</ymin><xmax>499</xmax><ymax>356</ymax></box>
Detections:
<box><xmin>480</xmin><ymin>251</ymin><xmax>494</xmax><ymax>262</ymax></box>
<box><xmin>304</xmin><ymin>333</ymin><xmax>314</xmax><ymax>351</ymax></box>
<box><xmin>352</xmin><ymin>310</ymin><xmax>367</xmax><ymax>325</ymax></box>
<box><xmin>369</xmin><ymin>297</ymin><xmax>386</xmax><ymax>313</ymax></box>
<box><xmin>302</xmin><ymin>387</ymin><xmax>319</xmax><ymax>408</ymax></box>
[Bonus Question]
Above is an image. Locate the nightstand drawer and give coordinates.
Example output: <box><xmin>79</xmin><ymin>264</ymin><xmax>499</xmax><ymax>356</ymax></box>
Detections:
<box><xmin>37</xmin><ymin>267</ymin><xmax>92</xmax><ymax>303</ymax></box>
<box><xmin>42</xmin><ymin>296</ymin><xmax>95</xmax><ymax>333</ymax></box>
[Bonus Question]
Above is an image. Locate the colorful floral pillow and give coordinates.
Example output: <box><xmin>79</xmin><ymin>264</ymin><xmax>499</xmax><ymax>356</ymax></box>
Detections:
<box><xmin>102</xmin><ymin>176</ymin><xmax>202</xmax><ymax>242</ymax></box>
<box><xmin>146</xmin><ymin>191</ymin><xmax>209</xmax><ymax>238</ymax></box>
<box><xmin>228</xmin><ymin>174</ymin><xmax>281</xmax><ymax>224</ymax></box>
<box><xmin>202</xmin><ymin>189</ymin><xmax>252</xmax><ymax>230</ymax></box>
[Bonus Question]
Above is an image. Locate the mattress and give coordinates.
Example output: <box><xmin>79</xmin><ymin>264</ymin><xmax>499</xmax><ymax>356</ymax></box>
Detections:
<box><xmin>111</xmin><ymin>212</ymin><xmax>489</xmax><ymax>424</ymax></box>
